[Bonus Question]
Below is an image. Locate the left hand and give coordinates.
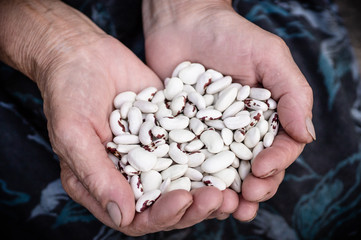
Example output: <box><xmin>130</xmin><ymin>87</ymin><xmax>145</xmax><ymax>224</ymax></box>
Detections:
<box><xmin>142</xmin><ymin>0</ymin><xmax>315</xmax><ymax>224</ymax></box>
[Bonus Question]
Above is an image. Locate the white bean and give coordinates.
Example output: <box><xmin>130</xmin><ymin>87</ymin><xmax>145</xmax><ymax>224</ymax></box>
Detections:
<box><xmin>252</xmin><ymin>141</ymin><xmax>264</xmax><ymax>162</ymax></box>
<box><xmin>172</xmin><ymin>61</ymin><xmax>191</xmax><ymax>77</ymax></box>
<box><xmin>201</xmin><ymin>150</ymin><xmax>235</xmax><ymax>173</ymax></box>
<box><xmin>214</xmin><ymin>86</ymin><xmax>238</xmax><ymax>112</ymax></box>
<box><xmin>133</xmin><ymin>100</ymin><xmax>158</xmax><ymax>113</ymax></box>
<box><xmin>152</xmin><ymin>158</ymin><xmax>173</xmax><ymax>172</ymax></box>
<box><xmin>222</xmin><ymin>101</ymin><xmax>245</xmax><ymax>119</ymax></box>
<box><xmin>230</xmin><ymin>168</ymin><xmax>242</xmax><ymax>193</ymax></box>
<box><xmin>127</xmin><ymin>147</ymin><xmax>157</xmax><ymax>171</ymax></box>
<box><xmin>130</xmin><ymin>175</ymin><xmax>143</xmax><ymax>200</ymax></box>
<box><xmin>116</xmin><ymin>144</ymin><xmax>140</xmax><ymax>154</ymax></box>
<box><xmin>128</xmin><ymin>107</ymin><xmax>143</xmax><ymax>135</ymax></box>
<box><xmin>200</xmin><ymin>130</ymin><xmax>224</xmax><ymax>154</ymax></box>
<box><xmin>178</xmin><ymin>63</ymin><xmax>205</xmax><ymax>85</ymax></box>
<box><xmin>183</xmin><ymin>102</ymin><xmax>197</xmax><ymax>118</ymax></box>
<box><xmin>185</xmin><ymin>167</ymin><xmax>203</xmax><ymax>181</ymax></box>
<box><xmin>141</xmin><ymin>170</ymin><xmax>162</xmax><ymax>192</ymax></box>
<box><xmin>256</xmin><ymin>119</ymin><xmax>269</xmax><ymax>137</ymax></box>
<box><xmin>195</xmin><ymin>72</ymin><xmax>212</xmax><ymax>95</ymax></box>
<box><xmin>196</xmin><ymin>109</ymin><xmax>222</xmax><ymax>121</ymax></box>
<box><xmin>268</xmin><ymin>112</ymin><xmax>279</xmax><ymax>135</ymax></box>
<box><xmin>205</xmin><ymin>120</ymin><xmax>225</xmax><ymax>130</ymax></box>
<box><xmin>237</xmin><ymin>85</ymin><xmax>250</xmax><ymax>100</ymax></box>
<box><xmin>114</xmin><ymin>91</ymin><xmax>136</xmax><ymax>109</ymax></box>
<box><xmin>244</xmin><ymin>98</ymin><xmax>268</xmax><ymax>111</ymax></box>
<box><xmin>234</xmin><ymin>129</ymin><xmax>246</xmax><ymax>143</ymax></box>
<box><xmin>244</xmin><ymin>127</ymin><xmax>261</xmax><ymax>149</ymax></box>
<box><xmin>161</xmin><ymin>164</ymin><xmax>188</xmax><ymax>180</ymax></box>
<box><xmin>151</xmin><ymin>143</ymin><xmax>170</xmax><ymax>158</ymax></box>
<box><xmin>206</xmin><ymin>69</ymin><xmax>223</xmax><ymax>81</ymax></box>
<box><xmin>203</xmin><ymin>94</ymin><xmax>215</xmax><ymax>107</ymax></box>
<box><xmin>166</xmin><ymin>177</ymin><xmax>191</xmax><ymax>192</ymax></box>
<box><xmin>109</xmin><ymin>110</ymin><xmax>127</xmax><ymax>136</ymax></box>
<box><xmin>169</xmin><ymin>129</ymin><xmax>195</xmax><ymax>143</ymax></box>
<box><xmin>113</xmin><ymin>134</ymin><xmax>140</xmax><ymax>145</ymax></box>
<box><xmin>158</xmin><ymin>115</ymin><xmax>190</xmax><ymax>131</ymax></box>
<box><xmin>223</xmin><ymin>115</ymin><xmax>251</xmax><ymax>130</ymax></box>
<box><xmin>188</xmin><ymin>91</ymin><xmax>206</xmax><ymax>110</ymax></box>
<box><xmin>138</xmin><ymin>121</ymin><xmax>154</xmax><ymax>145</ymax></box>
<box><xmin>266</xmin><ymin>98</ymin><xmax>277</xmax><ymax>110</ymax></box>
<box><xmin>170</xmin><ymin>95</ymin><xmax>187</xmax><ymax>116</ymax></box>
<box><xmin>249</xmin><ymin>87</ymin><xmax>271</xmax><ymax>100</ymax></box>
<box><xmin>230</xmin><ymin>142</ymin><xmax>253</xmax><ymax>160</ymax></box>
<box><xmin>164</xmin><ymin>77</ymin><xmax>184</xmax><ymax>100</ymax></box>
<box><xmin>151</xmin><ymin>90</ymin><xmax>165</xmax><ymax>104</ymax></box>
<box><xmin>136</xmin><ymin>87</ymin><xmax>157</xmax><ymax>102</ymax></box>
<box><xmin>120</xmin><ymin>101</ymin><xmax>133</xmax><ymax>119</ymax></box>
<box><xmin>151</xmin><ymin>125</ymin><xmax>168</xmax><ymax>140</ymax></box>
<box><xmin>239</xmin><ymin>160</ymin><xmax>251</xmax><ymax>180</ymax></box>
<box><xmin>124</xmin><ymin>165</ymin><xmax>140</xmax><ymax>176</ymax></box>
<box><xmin>184</xmin><ymin>139</ymin><xmax>204</xmax><ymax>152</ymax></box>
<box><xmin>221</xmin><ymin>128</ymin><xmax>234</xmax><ymax>146</ymax></box>
<box><xmin>169</xmin><ymin>142</ymin><xmax>189</xmax><ymax>164</ymax></box>
<box><xmin>191</xmin><ymin>181</ymin><xmax>206</xmax><ymax>189</ymax></box>
<box><xmin>206</xmin><ymin>76</ymin><xmax>232</xmax><ymax>94</ymax></box>
<box><xmin>203</xmin><ymin>175</ymin><xmax>226</xmax><ymax>191</ymax></box>
<box><xmin>155</xmin><ymin>102</ymin><xmax>173</xmax><ymax>120</ymax></box>
<box><xmin>187</xmin><ymin>152</ymin><xmax>206</xmax><ymax>167</ymax></box>
<box><xmin>263</xmin><ymin>132</ymin><xmax>275</xmax><ymax>148</ymax></box>
<box><xmin>135</xmin><ymin>189</ymin><xmax>161</xmax><ymax>212</ymax></box>
<box><xmin>212</xmin><ymin>167</ymin><xmax>237</xmax><ymax>187</ymax></box>
<box><xmin>159</xmin><ymin>177</ymin><xmax>171</xmax><ymax>193</ymax></box>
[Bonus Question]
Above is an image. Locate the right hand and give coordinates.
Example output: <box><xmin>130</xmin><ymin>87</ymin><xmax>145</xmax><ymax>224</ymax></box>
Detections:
<box><xmin>142</xmin><ymin>0</ymin><xmax>316</xmax><ymax>223</ymax></box>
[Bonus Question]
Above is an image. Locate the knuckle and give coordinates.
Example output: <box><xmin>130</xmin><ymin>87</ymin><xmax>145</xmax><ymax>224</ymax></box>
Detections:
<box><xmin>269</xmin><ymin>35</ymin><xmax>289</xmax><ymax>53</ymax></box>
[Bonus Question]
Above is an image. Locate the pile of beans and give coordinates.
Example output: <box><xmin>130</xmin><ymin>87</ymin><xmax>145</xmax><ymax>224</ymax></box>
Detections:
<box><xmin>106</xmin><ymin>61</ymin><xmax>279</xmax><ymax>212</ymax></box>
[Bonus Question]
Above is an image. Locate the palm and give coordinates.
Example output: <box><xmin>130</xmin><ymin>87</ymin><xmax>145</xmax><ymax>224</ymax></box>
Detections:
<box><xmin>42</xmin><ymin>36</ymin><xmax>172</xmax><ymax>232</ymax></box>
<box><xmin>145</xmin><ymin>8</ymin><xmax>261</xmax><ymax>83</ymax></box>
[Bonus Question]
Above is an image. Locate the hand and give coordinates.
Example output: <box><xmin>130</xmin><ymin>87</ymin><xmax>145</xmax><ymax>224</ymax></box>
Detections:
<box><xmin>1</xmin><ymin>0</ymin><xmax>223</xmax><ymax>236</ymax></box>
<box><xmin>143</xmin><ymin>0</ymin><xmax>316</xmax><ymax>222</ymax></box>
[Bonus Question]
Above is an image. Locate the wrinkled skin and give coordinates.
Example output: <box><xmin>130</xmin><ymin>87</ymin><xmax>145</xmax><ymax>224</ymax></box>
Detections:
<box><xmin>143</xmin><ymin>0</ymin><xmax>314</xmax><ymax>227</ymax></box>
<box><xmin>0</xmin><ymin>0</ymin><xmax>314</xmax><ymax>237</ymax></box>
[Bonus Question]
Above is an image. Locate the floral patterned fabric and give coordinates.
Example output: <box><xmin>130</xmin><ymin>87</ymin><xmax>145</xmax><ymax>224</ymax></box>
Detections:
<box><xmin>1</xmin><ymin>0</ymin><xmax>360</xmax><ymax>239</ymax></box>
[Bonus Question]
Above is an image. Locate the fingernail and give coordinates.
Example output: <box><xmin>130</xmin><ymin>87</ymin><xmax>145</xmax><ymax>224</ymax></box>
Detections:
<box><xmin>256</xmin><ymin>191</ymin><xmax>271</xmax><ymax>202</ymax></box>
<box><xmin>206</xmin><ymin>208</ymin><xmax>218</xmax><ymax>219</ymax></box>
<box><xmin>260</xmin><ymin>169</ymin><xmax>277</xmax><ymax>178</ymax></box>
<box><xmin>107</xmin><ymin>201</ymin><xmax>122</xmax><ymax>227</ymax></box>
<box><xmin>245</xmin><ymin>212</ymin><xmax>258</xmax><ymax>222</ymax></box>
<box><xmin>306</xmin><ymin>117</ymin><xmax>316</xmax><ymax>140</ymax></box>
<box><xmin>176</xmin><ymin>200</ymin><xmax>193</xmax><ymax>216</ymax></box>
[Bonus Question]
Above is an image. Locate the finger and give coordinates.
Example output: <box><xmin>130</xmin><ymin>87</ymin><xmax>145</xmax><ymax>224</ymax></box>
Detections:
<box><xmin>254</xmin><ymin>33</ymin><xmax>316</xmax><ymax>143</ymax></box>
<box><xmin>168</xmin><ymin>186</ymin><xmax>223</xmax><ymax>229</ymax></box>
<box><xmin>242</xmin><ymin>171</ymin><xmax>285</xmax><ymax>202</ymax></box>
<box><xmin>121</xmin><ymin>190</ymin><xmax>193</xmax><ymax>236</ymax></box>
<box><xmin>207</xmin><ymin>188</ymin><xmax>239</xmax><ymax>219</ymax></box>
<box><xmin>52</xmin><ymin>120</ymin><xmax>136</xmax><ymax>228</ymax></box>
<box><xmin>216</xmin><ymin>213</ymin><xmax>230</xmax><ymax>221</ymax></box>
<box><xmin>232</xmin><ymin>195</ymin><xmax>259</xmax><ymax>222</ymax></box>
<box><xmin>251</xmin><ymin>129</ymin><xmax>305</xmax><ymax>178</ymax></box>
<box><xmin>60</xmin><ymin>160</ymin><xmax>133</xmax><ymax>229</ymax></box>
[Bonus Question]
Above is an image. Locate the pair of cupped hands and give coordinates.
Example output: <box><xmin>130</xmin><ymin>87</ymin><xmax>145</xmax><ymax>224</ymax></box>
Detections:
<box><xmin>37</xmin><ymin>0</ymin><xmax>315</xmax><ymax>236</ymax></box>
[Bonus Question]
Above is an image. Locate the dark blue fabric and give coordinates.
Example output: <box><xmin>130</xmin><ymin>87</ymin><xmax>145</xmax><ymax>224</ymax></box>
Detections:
<box><xmin>1</xmin><ymin>0</ymin><xmax>360</xmax><ymax>239</ymax></box>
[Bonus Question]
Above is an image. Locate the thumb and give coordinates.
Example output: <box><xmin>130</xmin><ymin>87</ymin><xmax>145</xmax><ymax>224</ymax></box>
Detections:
<box><xmin>256</xmin><ymin>36</ymin><xmax>316</xmax><ymax>143</ymax></box>
<box><xmin>55</xmin><ymin>120</ymin><xmax>135</xmax><ymax>228</ymax></box>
